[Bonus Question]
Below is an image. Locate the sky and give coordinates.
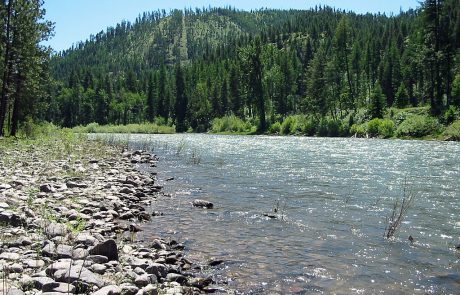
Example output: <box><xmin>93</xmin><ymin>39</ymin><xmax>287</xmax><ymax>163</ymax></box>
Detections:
<box><xmin>43</xmin><ymin>0</ymin><xmax>421</xmax><ymax>52</ymax></box>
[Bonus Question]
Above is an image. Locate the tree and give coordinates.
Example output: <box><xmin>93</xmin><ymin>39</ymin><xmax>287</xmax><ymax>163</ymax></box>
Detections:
<box><xmin>0</xmin><ymin>0</ymin><xmax>53</xmax><ymax>136</ymax></box>
<box><xmin>394</xmin><ymin>82</ymin><xmax>410</xmax><ymax>108</ymax></box>
<box><xmin>146</xmin><ymin>73</ymin><xmax>156</xmax><ymax>122</ymax></box>
<box><xmin>369</xmin><ymin>83</ymin><xmax>386</xmax><ymax>119</ymax></box>
<box><xmin>333</xmin><ymin>16</ymin><xmax>354</xmax><ymax>106</ymax></box>
<box><xmin>174</xmin><ymin>64</ymin><xmax>187</xmax><ymax>132</ymax></box>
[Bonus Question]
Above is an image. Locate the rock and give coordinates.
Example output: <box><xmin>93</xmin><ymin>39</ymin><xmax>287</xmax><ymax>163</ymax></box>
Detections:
<box><xmin>0</xmin><ymin>252</ymin><xmax>20</xmax><ymax>261</ymax></box>
<box><xmin>119</xmin><ymin>212</ymin><xmax>134</xmax><ymax>220</ymax></box>
<box><xmin>42</xmin><ymin>282</ymin><xmax>75</xmax><ymax>293</ymax></box>
<box><xmin>134</xmin><ymin>274</ymin><xmax>157</xmax><ymax>287</ymax></box>
<box><xmin>208</xmin><ymin>259</ymin><xmax>224</xmax><ymax>267</ymax></box>
<box><xmin>55</xmin><ymin>244</ymin><xmax>73</xmax><ymax>258</ymax></box>
<box><xmin>23</xmin><ymin>259</ymin><xmax>45</xmax><ymax>269</ymax></box>
<box><xmin>6</xmin><ymin>263</ymin><xmax>23</xmax><ymax>273</ymax></box>
<box><xmin>145</xmin><ymin>263</ymin><xmax>168</xmax><ymax>278</ymax></box>
<box><xmin>192</xmin><ymin>199</ymin><xmax>213</xmax><ymax>209</ymax></box>
<box><xmin>150</xmin><ymin>239</ymin><xmax>166</xmax><ymax>250</ymax></box>
<box><xmin>189</xmin><ymin>277</ymin><xmax>213</xmax><ymax>289</ymax></box>
<box><xmin>91</xmin><ymin>263</ymin><xmax>107</xmax><ymax>274</ymax></box>
<box><xmin>140</xmin><ymin>284</ymin><xmax>159</xmax><ymax>295</ymax></box>
<box><xmin>53</xmin><ymin>267</ymin><xmax>105</xmax><ymax>288</ymax></box>
<box><xmin>65</xmin><ymin>181</ymin><xmax>88</xmax><ymax>189</ymax></box>
<box><xmin>151</xmin><ymin>211</ymin><xmax>163</xmax><ymax>217</ymax></box>
<box><xmin>91</xmin><ymin>285</ymin><xmax>121</xmax><ymax>295</ymax></box>
<box><xmin>0</xmin><ymin>202</ymin><xmax>9</xmax><ymax>209</ymax></box>
<box><xmin>87</xmin><ymin>255</ymin><xmax>109</xmax><ymax>264</ymax></box>
<box><xmin>39</xmin><ymin>184</ymin><xmax>55</xmax><ymax>193</ymax></box>
<box><xmin>0</xmin><ymin>211</ymin><xmax>25</xmax><ymax>227</ymax></box>
<box><xmin>129</xmin><ymin>223</ymin><xmax>142</xmax><ymax>232</ymax></box>
<box><xmin>89</xmin><ymin>240</ymin><xmax>118</xmax><ymax>261</ymax></box>
<box><xmin>120</xmin><ymin>187</ymin><xmax>135</xmax><ymax>195</ymax></box>
<box><xmin>166</xmin><ymin>273</ymin><xmax>187</xmax><ymax>284</ymax></box>
<box><xmin>74</xmin><ymin>233</ymin><xmax>98</xmax><ymax>246</ymax></box>
<box><xmin>165</xmin><ymin>177</ymin><xmax>174</xmax><ymax>181</ymax></box>
<box><xmin>119</xmin><ymin>284</ymin><xmax>139</xmax><ymax>295</ymax></box>
<box><xmin>30</xmin><ymin>277</ymin><xmax>55</xmax><ymax>289</ymax></box>
<box><xmin>72</xmin><ymin>248</ymin><xmax>89</xmax><ymax>260</ymax></box>
<box><xmin>45</xmin><ymin>223</ymin><xmax>68</xmax><ymax>238</ymax></box>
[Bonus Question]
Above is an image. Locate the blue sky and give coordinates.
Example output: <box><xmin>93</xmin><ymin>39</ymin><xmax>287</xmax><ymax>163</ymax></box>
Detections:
<box><xmin>43</xmin><ymin>0</ymin><xmax>421</xmax><ymax>52</ymax></box>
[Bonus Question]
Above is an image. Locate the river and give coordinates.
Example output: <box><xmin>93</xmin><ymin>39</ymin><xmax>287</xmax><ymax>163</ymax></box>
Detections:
<box><xmin>103</xmin><ymin>134</ymin><xmax>460</xmax><ymax>294</ymax></box>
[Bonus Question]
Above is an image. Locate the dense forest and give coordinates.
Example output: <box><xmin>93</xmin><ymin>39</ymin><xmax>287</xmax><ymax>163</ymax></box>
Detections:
<box><xmin>1</xmin><ymin>0</ymin><xmax>460</xmax><ymax>138</ymax></box>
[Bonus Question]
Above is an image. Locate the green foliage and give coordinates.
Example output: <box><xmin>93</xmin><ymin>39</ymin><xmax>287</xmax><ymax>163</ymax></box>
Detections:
<box><xmin>350</xmin><ymin>124</ymin><xmax>366</xmax><ymax>137</ymax></box>
<box><xmin>367</xmin><ymin>119</ymin><xmax>381</xmax><ymax>137</ymax></box>
<box><xmin>368</xmin><ymin>83</ymin><xmax>386</xmax><ymax>119</ymax></box>
<box><xmin>210</xmin><ymin>116</ymin><xmax>254</xmax><ymax>133</ymax></box>
<box><xmin>395</xmin><ymin>115</ymin><xmax>442</xmax><ymax>138</ymax></box>
<box><xmin>269</xmin><ymin>121</ymin><xmax>281</xmax><ymax>134</ymax></box>
<box><xmin>443</xmin><ymin>120</ymin><xmax>460</xmax><ymax>140</ymax></box>
<box><xmin>452</xmin><ymin>74</ymin><xmax>460</xmax><ymax>107</ymax></box>
<box><xmin>378</xmin><ymin>119</ymin><xmax>396</xmax><ymax>138</ymax></box>
<box><xmin>72</xmin><ymin>122</ymin><xmax>175</xmax><ymax>134</ymax></box>
<box><xmin>394</xmin><ymin>82</ymin><xmax>410</xmax><ymax>108</ymax></box>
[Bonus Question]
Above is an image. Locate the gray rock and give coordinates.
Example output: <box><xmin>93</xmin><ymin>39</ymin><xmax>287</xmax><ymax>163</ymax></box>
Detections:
<box><xmin>134</xmin><ymin>274</ymin><xmax>157</xmax><ymax>287</ymax></box>
<box><xmin>145</xmin><ymin>263</ymin><xmax>168</xmax><ymax>278</ymax></box>
<box><xmin>74</xmin><ymin>233</ymin><xmax>98</xmax><ymax>246</ymax></box>
<box><xmin>91</xmin><ymin>285</ymin><xmax>121</xmax><ymax>295</ymax></box>
<box><xmin>89</xmin><ymin>240</ymin><xmax>118</xmax><ymax>261</ymax></box>
<box><xmin>119</xmin><ymin>284</ymin><xmax>139</xmax><ymax>295</ymax></box>
<box><xmin>53</xmin><ymin>267</ymin><xmax>105</xmax><ymax>288</ymax></box>
<box><xmin>0</xmin><ymin>252</ymin><xmax>20</xmax><ymax>261</ymax></box>
<box><xmin>72</xmin><ymin>248</ymin><xmax>89</xmax><ymax>260</ymax></box>
<box><xmin>120</xmin><ymin>187</ymin><xmax>135</xmax><ymax>195</ymax></box>
<box><xmin>150</xmin><ymin>239</ymin><xmax>166</xmax><ymax>250</ymax></box>
<box><xmin>39</xmin><ymin>184</ymin><xmax>55</xmax><ymax>193</ymax></box>
<box><xmin>45</xmin><ymin>223</ymin><xmax>68</xmax><ymax>238</ymax></box>
<box><xmin>31</xmin><ymin>276</ymin><xmax>55</xmax><ymax>289</ymax></box>
<box><xmin>140</xmin><ymin>284</ymin><xmax>159</xmax><ymax>295</ymax></box>
<box><xmin>0</xmin><ymin>202</ymin><xmax>9</xmax><ymax>209</ymax></box>
<box><xmin>91</xmin><ymin>263</ymin><xmax>107</xmax><ymax>274</ymax></box>
<box><xmin>133</xmin><ymin>267</ymin><xmax>146</xmax><ymax>275</ymax></box>
<box><xmin>55</xmin><ymin>244</ymin><xmax>73</xmax><ymax>259</ymax></box>
<box><xmin>23</xmin><ymin>259</ymin><xmax>45</xmax><ymax>269</ymax></box>
<box><xmin>65</xmin><ymin>181</ymin><xmax>88</xmax><ymax>189</ymax></box>
<box><xmin>0</xmin><ymin>211</ymin><xmax>25</xmax><ymax>227</ymax></box>
<box><xmin>87</xmin><ymin>255</ymin><xmax>109</xmax><ymax>264</ymax></box>
<box><xmin>192</xmin><ymin>199</ymin><xmax>213</xmax><ymax>209</ymax></box>
<box><xmin>166</xmin><ymin>273</ymin><xmax>187</xmax><ymax>284</ymax></box>
<box><xmin>6</xmin><ymin>263</ymin><xmax>23</xmax><ymax>273</ymax></box>
<box><xmin>42</xmin><ymin>282</ymin><xmax>75</xmax><ymax>293</ymax></box>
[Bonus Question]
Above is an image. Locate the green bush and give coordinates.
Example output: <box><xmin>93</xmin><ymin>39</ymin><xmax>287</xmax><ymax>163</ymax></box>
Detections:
<box><xmin>211</xmin><ymin>116</ymin><xmax>253</xmax><ymax>133</ymax></box>
<box><xmin>73</xmin><ymin>122</ymin><xmax>175</xmax><ymax>134</ymax></box>
<box><xmin>280</xmin><ymin>116</ymin><xmax>295</xmax><ymax>135</ymax></box>
<box><xmin>378</xmin><ymin>119</ymin><xmax>396</xmax><ymax>138</ymax></box>
<box><xmin>443</xmin><ymin>120</ymin><xmax>460</xmax><ymax>140</ymax></box>
<box><xmin>269</xmin><ymin>121</ymin><xmax>281</xmax><ymax>134</ymax></box>
<box><xmin>350</xmin><ymin>124</ymin><xmax>366</xmax><ymax>137</ymax></box>
<box><xmin>367</xmin><ymin>118</ymin><xmax>381</xmax><ymax>137</ymax></box>
<box><xmin>395</xmin><ymin>115</ymin><xmax>442</xmax><ymax>138</ymax></box>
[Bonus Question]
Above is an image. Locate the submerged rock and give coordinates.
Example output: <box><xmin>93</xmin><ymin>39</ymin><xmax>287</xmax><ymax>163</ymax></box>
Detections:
<box><xmin>192</xmin><ymin>199</ymin><xmax>213</xmax><ymax>209</ymax></box>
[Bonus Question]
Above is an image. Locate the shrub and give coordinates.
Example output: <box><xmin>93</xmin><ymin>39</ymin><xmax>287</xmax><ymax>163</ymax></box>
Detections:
<box><xmin>367</xmin><ymin>118</ymin><xmax>381</xmax><ymax>137</ymax></box>
<box><xmin>210</xmin><ymin>116</ymin><xmax>253</xmax><ymax>133</ymax></box>
<box><xmin>350</xmin><ymin>124</ymin><xmax>366</xmax><ymax>137</ymax></box>
<box><xmin>269</xmin><ymin>121</ymin><xmax>281</xmax><ymax>134</ymax></box>
<box><xmin>395</xmin><ymin>115</ymin><xmax>442</xmax><ymax>138</ymax></box>
<box><xmin>378</xmin><ymin>119</ymin><xmax>396</xmax><ymax>138</ymax></box>
<box><xmin>443</xmin><ymin>120</ymin><xmax>460</xmax><ymax>140</ymax></box>
<box><xmin>280</xmin><ymin>116</ymin><xmax>295</xmax><ymax>135</ymax></box>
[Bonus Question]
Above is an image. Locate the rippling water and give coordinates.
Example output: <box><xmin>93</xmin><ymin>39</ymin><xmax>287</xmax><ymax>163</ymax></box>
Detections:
<box><xmin>107</xmin><ymin>134</ymin><xmax>460</xmax><ymax>294</ymax></box>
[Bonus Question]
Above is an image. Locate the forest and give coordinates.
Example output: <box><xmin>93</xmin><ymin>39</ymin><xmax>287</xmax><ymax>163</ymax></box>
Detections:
<box><xmin>1</xmin><ymin>0</ymin><xmax>460</xmax><ymax>138</ymax></box>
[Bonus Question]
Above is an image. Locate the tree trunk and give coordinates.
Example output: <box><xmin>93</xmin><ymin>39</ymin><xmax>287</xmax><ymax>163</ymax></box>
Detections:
<box><xmin>0</xmin><ymin>0</ymin><xmax>13</xmax><ymax>137</ymax></box>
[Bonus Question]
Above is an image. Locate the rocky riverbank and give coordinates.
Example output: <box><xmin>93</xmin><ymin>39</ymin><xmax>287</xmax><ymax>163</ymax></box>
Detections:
<box><xmin>0</xmin><ymin>136</ymin><xmax>223</xmax><ymax>295</ymax></box>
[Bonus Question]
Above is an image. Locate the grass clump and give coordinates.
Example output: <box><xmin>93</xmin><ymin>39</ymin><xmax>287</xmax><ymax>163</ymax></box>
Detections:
<box><xmin>443</xmin><ymin>120</ymin><xmax>460</xmax><ymax>140</ymax></box>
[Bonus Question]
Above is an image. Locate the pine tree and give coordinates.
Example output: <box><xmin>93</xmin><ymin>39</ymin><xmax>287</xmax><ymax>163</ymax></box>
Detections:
<box><xmin>146</xmin><ymin>73</ymin><xmax>156</xmax><ymax>122</ymax></box>
<box><xmin>369</xmin><ymin>83</ymin><xmax>386</xmax><ymax>119</ymax></box>
<box><xmin>174</xmin><ymin>63</ymin><xmax>187</xmax><ymax>132</ymax></box>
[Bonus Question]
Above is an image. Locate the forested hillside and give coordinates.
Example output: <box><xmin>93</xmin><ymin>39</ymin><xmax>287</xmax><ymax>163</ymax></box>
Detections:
<box><xmin>3</xmin><ymin>1</ymin><xmax>460</xmax><ymax>138</ymax></box>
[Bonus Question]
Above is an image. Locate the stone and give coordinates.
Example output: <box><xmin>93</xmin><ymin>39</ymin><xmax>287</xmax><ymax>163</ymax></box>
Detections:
<box><xmin>0</xmin><ymin>211</ymin><xmax>25</xmax><ymax>227</ymax></box>
<box><xmin>120</xmin><ymin>187</ymin><xmax>135</xmax><ymax>195</ymax></box>
<box><xmin>0</xmin><ymin>252</ymin><xmax>20</xmax><ymax>261</ymax></box>
<box><xmin>45</xmin><ymin>223</ymin><xmax>68</xmax><ymax>238</ymax></box>
<box><xmin>42</xmin><ymin>282</ymin><xmax>76</xmax><ymax>293</ymax></box>
<box><xmin>119</xmin><ymin>283</ymin><xmax>139</xmax><ymax>295</ymax></box>
<box><xmin>39</xmin><ymin>184</ymin><xmax>55</xmax><ymax>193</ymax></box>
<box><xmin>55</xmin><ymin>244</ymin><xmax>73</xmax><ymax>259</ymax></box>
<box><xmin>189</xmin><ymin>276</ymin><xmax>213</xmax><ymax>289</ymax></box>
<box><xmin>65</xmin><ymin>181</ymin><xmax>88</xmax><ymax>189</ymax></box>
<box><xmin>145</xmin><ymin>263</ymin><xmax>168</xmax><ymax>278</ymax></box>
<box><xmin>31</xmin><ymin>276</ymin><xmax>55</xmax><ymax>289</ymax></box>
<box><xmin>53</xmin><ymin>267</ymin><xmax>105</xmax><ymax>288</ymax></box>
<box><xmin>23</xmin><ymin>259</ymin><xmax>45</xmax><ymax>269</ymax></box>
<box><xmin>87</xmin><ymin>255</ymin><xmax>109</xmax><ymax>264</ymax></box>
<box><xmin>166</xmin><ymin>273</ymin><xmax>187</xmax><ymax>284</ymax></box>
<box><xmin>72</xmin><ymin>248</ymin><xmax>89</xmax><ymax>260</ymax></box>
<box><xmin>0</xmin><ymin>202</ymin><xmax>9</xmax><ymax>209</ymax></box>
<box><xmin>141</xmin><ymin>284</ymin><xmax>159</xmax><ymax>295</ymax></box>
<box><xmin>89</xmin><ymin>240</ymin><xmax>118</xmax><ymax>261</ymax></box>
<box><xmin>74</xmin><ymin>233</ymin><xmax>98</xmax><ymax>246</ymax></box>
<box><xmin>91</xmin><ymin>285</ymin><xmax>121</xmax><ymax>295</ymax></box>
<box><xmin>192</xmin><ymin>199</ymin><xmax>213</xmax><ymax>209</ymax></box>
<box><xmin>91</xmin><ymin>263</ymin><xmax>107</xmax><ymax>274</ymax></box>
<box><xmin>150</xmin><ymin>239</ymin><xmax>166</xmax><ymax>250</ymax></box>
<box><xmin>6</xmin><ymin>263</ymin><xmax>23</xmax><ymax>273</ymax></box>
<box><xmin>134</xmin><ymin>274</ymin><xmax>157</xmax><ymax>287</ymax></box>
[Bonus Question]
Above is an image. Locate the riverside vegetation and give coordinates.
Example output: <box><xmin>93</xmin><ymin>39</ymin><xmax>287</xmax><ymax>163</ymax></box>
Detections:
<box><xmin>0</xmin><ymin>126</ymin><xmax>223</xmax><ymax>294</ymax></box>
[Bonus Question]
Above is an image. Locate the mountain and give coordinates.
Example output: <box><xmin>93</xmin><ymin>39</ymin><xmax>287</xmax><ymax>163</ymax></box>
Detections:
<box><xmin>45</xmin><ymin>3</ymin><xmax>460</xmax><ymax>137</ymax></box>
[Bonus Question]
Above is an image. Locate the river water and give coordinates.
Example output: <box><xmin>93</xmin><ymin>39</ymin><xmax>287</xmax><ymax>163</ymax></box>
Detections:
<box><xmin>107</xmin><ymin>134</ymin><xmax>459</xmax><ymax>294</ymax></box>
